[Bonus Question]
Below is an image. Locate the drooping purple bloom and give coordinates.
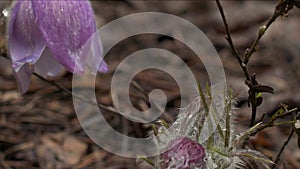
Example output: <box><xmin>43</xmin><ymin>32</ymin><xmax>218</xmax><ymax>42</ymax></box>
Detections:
<box><xmin>9</xmin><ymin>0</ymin><xmax>108</xmax><ymax>93</ymax></box>
<box><xmin>160</xmin><ymin>137</ymin><xmax>206</xmax><ymax>169</ymax></box>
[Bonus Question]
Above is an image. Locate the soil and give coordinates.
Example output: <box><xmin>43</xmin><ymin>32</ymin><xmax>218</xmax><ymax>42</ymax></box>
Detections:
<box><xmin>0</xmin><ymin>1</ymin><xmax>300</xmax><ymax>169</ymax></box>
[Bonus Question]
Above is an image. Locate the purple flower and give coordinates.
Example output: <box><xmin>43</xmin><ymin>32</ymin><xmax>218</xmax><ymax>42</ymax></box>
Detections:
<box><xmin>160</xmin><ymin>137</ymin><xmax>206</xmax><ymax>169</ymax></box>
<box><xmin>8</xmin><ymin>0</ymin><xmax>108</xmax><ymax>93</ymax></box>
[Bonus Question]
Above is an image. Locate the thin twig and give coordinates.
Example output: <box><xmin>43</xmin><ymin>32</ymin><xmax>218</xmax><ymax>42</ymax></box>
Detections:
<box><xmin>216</xmin><ymin>0</ymin><xmax>257</xmax><ymax>127</ymax></box>
<box><xmin>243</xmin><ymin>8</ymin><xmax>281</xmax><ymax>64</ymax></box>
<box><xmin>1</xmin><ymin>46</ymin><xmax>151</xmax><ymax>122</ymax></box>
<box><xmin>236</xmin><ymin>107</ymin><xmax>298</xmax><ymax>149</ymax></box>
<box><xmin>34</xmin><ymin>73</ymin><xmax>148</xmax><ymax>122</ymax></box>
<box><xmin>216</xmin><ymin>0</ymin><xmax>292</xmax><ymax>127</ymax></box>
<box><xmin>131</xmin><ymin>80</ymin><xmax>174</xmax><ymax>122</ymax></box>
<box><xmin>272</xmin><ymin>129</ymin><xmax>294</xmax><ymax>169</ymax></box>
<box><xmin>250</xmin><ymin>102</ymin><xmax>257</xmax><ymax>127</ymax></box>
<box><xmin>32</xmin><ymin>72</ymin><xmax>118</xmax><ymax>113</ymax></box>
<box><xmin>215</xmin><ymin>0</ymin><xmax>250</xmax><ymax>81</ymax></box>
<box><xmin>259</xmin><ymin>113</ymin><xmax>266</xmax><ymax>123</ymax></box>
<box><xmin>0</xmin><ymin>50</ymin><xmax>146</xmax><ymax>121</ymax></box>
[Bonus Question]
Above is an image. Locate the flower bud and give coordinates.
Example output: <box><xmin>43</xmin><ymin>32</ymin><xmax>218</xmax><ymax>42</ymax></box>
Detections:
<box><xmin>160</xmin><ymin>137</ymin><xmax>206</xmax><ymax>169</ymax></box>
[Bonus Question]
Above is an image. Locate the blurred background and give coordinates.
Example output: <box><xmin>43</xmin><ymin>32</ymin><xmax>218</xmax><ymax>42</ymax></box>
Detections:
<box><xmin>0</xmin><ymin>1</ymin><xmax>300</xmax><ymax>168</ymax></box>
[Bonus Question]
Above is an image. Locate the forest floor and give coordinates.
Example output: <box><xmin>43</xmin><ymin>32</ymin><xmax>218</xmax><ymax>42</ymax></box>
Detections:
<box><xmin>0</xmin><ymin>1</ymin><xmax>300</xmax><ymax>169</ymax></box>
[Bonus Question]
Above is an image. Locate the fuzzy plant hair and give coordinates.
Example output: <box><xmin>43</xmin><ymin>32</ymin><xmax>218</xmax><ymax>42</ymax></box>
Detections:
<box><xmin>138</xmin><ymin>86</ymin><xmax>273</xmax><ymax>169</ymax></box>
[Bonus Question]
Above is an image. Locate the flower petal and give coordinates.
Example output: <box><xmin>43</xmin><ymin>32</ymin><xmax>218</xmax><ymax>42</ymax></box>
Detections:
<box><xmin>93</xmin><ymin>37</ymin><xmax>108</xmax><ymax>73</ymax></box>
<box><xmin>14</xmin><ymin>64</ymin><xmax>33</xmax><ymax>94</ymax></box>
<box><xmin>161</xmin><ymin>137</ymin><xmax>206</xmax><ymax>169</ymax></box>
<box><xmin>9</xmin><ymin>1</ymin><xmax>46</xmax><ymax>72</ymax></box>
<box><xmin>34</xmin><ymin>48</ymin><xmax>64</xmax><ymax>77</ymax></box>
<box><xmin>84</xmin><ymin>33</ymin><xmax>108</xmax><ymax>73</ymax></box>
<box><xmin>32</xmin><ymin>0</ymin><xmax>99</xmax><ymax>74</ymax></box>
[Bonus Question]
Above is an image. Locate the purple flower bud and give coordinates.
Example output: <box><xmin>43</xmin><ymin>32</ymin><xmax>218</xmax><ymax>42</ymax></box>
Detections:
<box><xmin>160</xmin><ymin>137</ymin><xmax>206</xmax><ymax>169</ymax></box>
<box><xmin>8</xmin><ymin>0</ymin><xmax>108</xmax><ymax>93</ymax></box>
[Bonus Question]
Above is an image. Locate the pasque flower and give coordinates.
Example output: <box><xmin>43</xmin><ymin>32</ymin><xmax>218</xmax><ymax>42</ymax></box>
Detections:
<box><xmin>160</xmin><ymin>137</ymin><xmax>206</xmax><ymax>169</ymax></box>
<box><xmin>8</xmin><ymin>0</ymin><xmax>108</xmax><ymax>93</ymax></box>
<box><xmin>142</xmin><ymin>90</ymin><xmax>274</xmax><ymax>169</ymax></box>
